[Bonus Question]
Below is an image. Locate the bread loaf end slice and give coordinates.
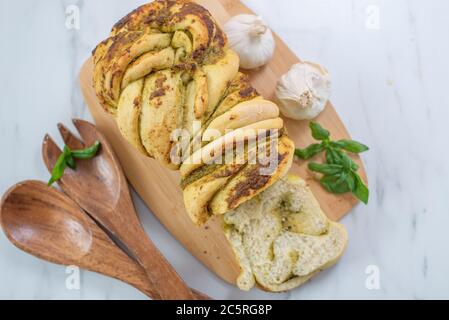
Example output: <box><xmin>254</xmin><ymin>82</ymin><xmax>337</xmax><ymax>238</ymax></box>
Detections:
<box><xmin>223</xmin><ymin>175</ymin><xmax>348</xmax><ymax>292</ymax></box>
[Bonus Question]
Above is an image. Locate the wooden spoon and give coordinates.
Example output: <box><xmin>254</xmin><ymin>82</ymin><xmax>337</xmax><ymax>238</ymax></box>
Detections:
<box><xmin>41</xmin><ymin>119</ymin><xmax>201</xmax><ymax>300</ymax></box>
<box><xmin>0</xmin><ymin>180</ymin><xmax>208</xmax><ymax>300</ymax></box>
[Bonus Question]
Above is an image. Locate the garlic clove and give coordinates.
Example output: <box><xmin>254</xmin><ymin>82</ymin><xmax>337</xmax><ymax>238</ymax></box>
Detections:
<box><xmin>275</xmin><ymin>62</ymin><xmax>331</xmax><ymax>120</ymax></box>
<box><xmin>224</xmin><ymin>14</ymin><xmax>275</xmax><ymax>70</ymax></box>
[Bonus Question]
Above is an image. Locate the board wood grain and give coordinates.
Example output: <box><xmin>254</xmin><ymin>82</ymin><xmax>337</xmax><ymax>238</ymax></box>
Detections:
<box><xmin>79</xmin><ymin>0</ymin><xmax>367</xmax><ymax>285</ymax></box>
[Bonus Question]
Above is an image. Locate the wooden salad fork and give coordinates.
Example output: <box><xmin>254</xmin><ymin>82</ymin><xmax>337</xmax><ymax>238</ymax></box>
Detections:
<box><xmin>0</xmin><ymin>180</ymin><xmax>207</xmax><ymax>299</ymax></box>
<box><xmin>42</xmin><ymin>119</ymin><xmax>202</xmax><ymax>300</ymax></box>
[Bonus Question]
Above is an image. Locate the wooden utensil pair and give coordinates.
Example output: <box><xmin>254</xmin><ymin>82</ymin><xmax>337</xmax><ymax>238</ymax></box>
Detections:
<box><xmin>0</xmin><ymin>119</ymin><xmax>208</xmax><ymax>300</ymax></box>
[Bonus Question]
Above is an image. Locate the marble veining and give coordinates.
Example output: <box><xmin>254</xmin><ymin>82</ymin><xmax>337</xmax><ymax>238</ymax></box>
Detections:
<box><xmin>0</xmin><ymin>0</ymin><xmax>448</xmax><ymax>299</ymax></box>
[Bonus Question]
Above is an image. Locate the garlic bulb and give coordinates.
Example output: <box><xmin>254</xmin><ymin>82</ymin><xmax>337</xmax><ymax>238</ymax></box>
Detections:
<box><xmin>276</xmin><ymin>62</ymin><xmax>331</xmax><ymax>120</ymax></box>
<box><xmin>224</xmin><ymin>14</ymin><xmax>275</xmax><ymax>69</ymax></box>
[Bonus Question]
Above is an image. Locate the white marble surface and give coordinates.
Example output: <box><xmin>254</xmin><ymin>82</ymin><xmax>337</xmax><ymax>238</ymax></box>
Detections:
<box><xmin>1</xmin><ymin>0</ymin><xmax>448</xmax><ymax>300</ymax></box>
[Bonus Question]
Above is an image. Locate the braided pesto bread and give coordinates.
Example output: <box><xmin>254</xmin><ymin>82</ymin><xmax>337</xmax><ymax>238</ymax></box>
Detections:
<box><xmin>92</xmin><ymin>0</ymin><xmax>295</xmax><ymax>225</ymax></box>
<box><xmin>92</xmin><ymin>0</ymin><xmax>348</xmax><ymax>292</ymax></box>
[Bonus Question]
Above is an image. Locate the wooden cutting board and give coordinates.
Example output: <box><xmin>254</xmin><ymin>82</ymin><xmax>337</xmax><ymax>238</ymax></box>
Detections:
<box><xmin>79</xmin><ymin>0</ymin><xmax>367</xmax><ymax>286</ymax></box>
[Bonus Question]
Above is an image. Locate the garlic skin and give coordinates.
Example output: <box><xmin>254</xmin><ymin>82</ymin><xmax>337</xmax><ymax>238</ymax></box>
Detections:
<box><xmin>224</xmin><ymin>14</ymin><xmax>275</xmax><ymax>69</ymax></box>
<box><xmin>276</xmin><ymin>62</ymin><xmax>331</xmax><ymax>120</ymax></box>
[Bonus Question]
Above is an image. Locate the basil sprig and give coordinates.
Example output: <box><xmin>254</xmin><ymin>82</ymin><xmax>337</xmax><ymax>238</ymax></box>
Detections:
<box><xmin>48</xmin><ymin>141</ymin><xmax>101</xmax><ymax>186</ymax></box>
<box><xmin>295</xmin><ymin>122</ymin><xmax>369</xmax><ymax>204</ymax></box>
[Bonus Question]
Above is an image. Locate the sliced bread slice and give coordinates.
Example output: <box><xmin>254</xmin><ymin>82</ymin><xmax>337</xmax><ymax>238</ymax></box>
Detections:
<box><xmin>223</xmin><ymin>175</ymin><xmax>348</xmax><ymax>292</ymax></box>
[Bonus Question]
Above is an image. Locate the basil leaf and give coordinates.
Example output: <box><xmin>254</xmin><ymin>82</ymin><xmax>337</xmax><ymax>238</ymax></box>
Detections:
<box><xmin>320</xmin><ymin>173</ymin><xmax>352</xmax><ymax>194</ymax></box>
<box><xmin>308</xmin><ymin>162</ymin><xmax>343</xmax><ymax>175</ymax></box>
<box><xmin>47</xmin><ymin>153</ymin><xmax>68</xmax><ymax>186</ymax></box>
<box><xmin>340</xmin><ymin>151</ymin><xmax>353</xmax><ymax>170</ymax></box>
<box><xmin>335</xmin><ymin>171</ymin><xmax>350</xmax><ymax>192</ymax></box>
<box><xmin>325</xmin><ymin>148</ymin><xmax>341</xmax><ymax>165</ymax></box>
<box><xmin>66</xmin><ymin>155</ymin><xmax>76</xmax><ymax>170</ymax></box>
<box><xmin>47</xmin><ymin>141</ymin><xmax>101</xmax><ymax>186</ymax></box>
<box><xmin>310</xmin><ymin>122</ymin><xmax>330</xmax><ymax>141</ymax></box>
<box><xmin>63</xmin><ymin>146</ymin><xmax>76</xmax><ymax>170</ymax></box>
<box><xmin>332</xmin><ymin>139</ymin><xmax>369</xmax><ymax>154</ymax></box>
<box><xmin>295</xmin><ymin>143</ymin><xmax>324</xmax><ymax>160</ymax></box>
<box><xmin>344</xmin><ymin>171</ymin><xmax>356</xmax><ymax>191</ymax></box>
<box><xmin>337</xmin><ymin>171</ymin><xmax>355</xmax><ymax>193</ymax></box>
<box><xmin>334</xmin><ymin>149</ymin><xmax>359</xmax><ymax>171</ymax></box>
<box><xmin>319</xmin><ymin>175</ymin><xmax>337</xmax><ymax>193</ymax></box>
<box><xmin>71</xmin><ymin>141</ymin><xmax>101</xmax><ymax>159</ymax></box>
<box><xmin>294</xmin><ymin>121</ymin><xmax>370</xmax><ymax>204</ymax></box>
<box><xmin>352</xmin><ymin>173</ymin><xmax>369</xmax><ymax>204</ymax></box>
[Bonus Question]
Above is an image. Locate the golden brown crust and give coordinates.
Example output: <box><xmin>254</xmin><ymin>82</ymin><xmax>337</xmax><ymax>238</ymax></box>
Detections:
<box><xmin>209</xmin><ymin>135</ymin><xmax>295</xmax><ymax>216</ymax></box>
<box><xmin>93</xmin><ymin>0</ymin><xmax>228</xmax><ymax>113</ymax></box>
